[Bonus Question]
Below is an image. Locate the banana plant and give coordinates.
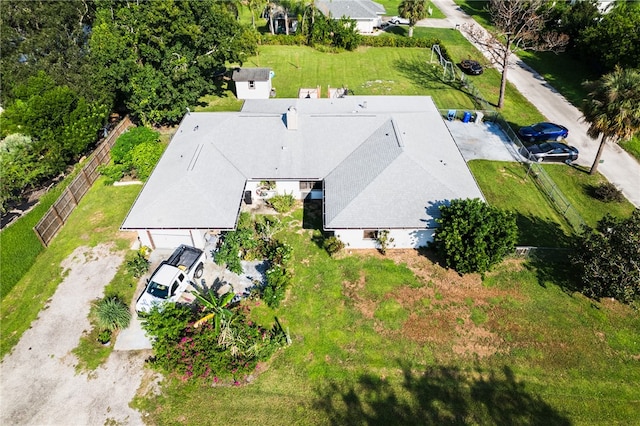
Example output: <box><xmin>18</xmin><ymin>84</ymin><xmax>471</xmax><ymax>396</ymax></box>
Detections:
<box><xmin>191</xmin><ymin>288</ymin><xmax>235</xmax><ymax>333</ymax></box>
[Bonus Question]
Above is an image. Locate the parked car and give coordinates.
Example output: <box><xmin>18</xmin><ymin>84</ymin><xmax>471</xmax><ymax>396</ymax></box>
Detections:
<box><xmin>518</xmin><ymin>122</ymin><xmax>569</xmax><ymax>142</ymax></box>
<box><xmin>388</xmin><ymin>16</ymin><xmax>410</xmax><ymax>25</ymax></box>
<box><xmin>460</xmin><ymin>59</ymin><xmax>483</xmax><ymax>75</ymax></box>
<box><xmin>520</xmin><ymin>142</ymin><xmax>579</xmax><ymax>163</ymax></box>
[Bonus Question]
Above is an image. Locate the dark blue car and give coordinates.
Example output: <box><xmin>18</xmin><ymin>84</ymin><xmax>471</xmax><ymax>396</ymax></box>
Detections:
<box><xmin>518</xmin><ymin>122</ymin><xmax>569</xmax><ymax>142</ymax></box>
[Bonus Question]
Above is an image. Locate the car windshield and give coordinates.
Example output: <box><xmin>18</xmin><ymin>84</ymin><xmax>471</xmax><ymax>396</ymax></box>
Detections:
<box><xmin>147</xmin><ymin>281</ymin><xmax>169</xmax><ymax>299</ymax></box>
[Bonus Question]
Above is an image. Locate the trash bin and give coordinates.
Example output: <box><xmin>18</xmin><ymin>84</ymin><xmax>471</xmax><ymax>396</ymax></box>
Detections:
<box><xmin>462</xmin><ymin>111</ymin><xmax>472</xmax><ymax>123</ymax></box>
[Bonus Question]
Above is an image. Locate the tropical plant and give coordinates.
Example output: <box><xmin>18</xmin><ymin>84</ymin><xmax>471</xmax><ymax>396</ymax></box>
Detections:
<box><xmin>191</xmin><ymin>288</ymin><xmax>236</xmax><ymax>333</ymax></box>
<box><xmin>125</xmin><ymin>246</ymin><xmax>151</xmax><ymax>278</ymax></box>
<box><xmin>263</xmin><ymin>264</ymin><xmax>290</xmax><ymax>308</ymax></box>
<box><xmin>431</xmin><ymin>198</ymin><xmax>518</xmax><ymax>274</ymax></box>
<box><xmin>398</xmin><ymin>0</ymin><xmax>428</xmax><ymax>38</ymax></box>
<box><xmin>93</xmin><ymin>297</ymin><xmax>131</xmax><ymax>332</ymax></box>
<box><xmin>570</xmin><ymin>209</ymin><xmax>640</xmax><ymax>303</ymax></box>
<box><xmin>582</xmin><ymin>67</ymin><xmax>640</xmax><ymax>175</ymax></box>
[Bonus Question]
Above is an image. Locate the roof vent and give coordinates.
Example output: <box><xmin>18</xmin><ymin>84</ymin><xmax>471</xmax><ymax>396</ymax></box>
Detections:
<box><xmin>286</xmin><ymin>106</ymin><xmax>298</xmax><ymax>130</ymax></box>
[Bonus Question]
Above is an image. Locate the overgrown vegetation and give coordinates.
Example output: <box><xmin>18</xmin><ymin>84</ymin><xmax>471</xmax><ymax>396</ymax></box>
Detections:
<box><xmin>100</xmin><ymin>127</ymin><xmax>163</xmax><ymax>183</ymax></box>
<box><xmin>432</xmin><ymin>198</ymin><xmax>518</xmax><ymax>274</ymax></box>
<box><xmin>323</xmin><ymin>235</ymin><xmax>345</xmax><ymax>256</ymax></box>
<box><xmin>142</xmin><ymin>301</ymin><xmax>289</xmax><ymax>382</ymax></box>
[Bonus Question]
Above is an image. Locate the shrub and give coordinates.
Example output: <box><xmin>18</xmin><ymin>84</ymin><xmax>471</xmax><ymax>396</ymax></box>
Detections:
<box><xmin>263</xmin><ymin>264</ymin><xmax>291</xmax><ymax>308</ymax></box>
<box><xmin>570</xmin><ymin>210</ymin><xmax>640</xmax><ymax>303</ymax></box>
<box><xmin>130</xmin><ymin>140</ymin><xmax>165</xmax><ymax>180</ymax></box>
<box><xmin>431</xmin><ymin>198</ymin><xmax>518</xmax><ymax>274</ymax></box>
<box><xmin>110</xmin><ymin>127</ymin><xmax>159</xmax><ymax>164</ymax></box>
<box><xmin>593</xmin><ymin>182</ymin><xmax>624</xmax><ymax>203</ymax></box>
<box><xmin>376</xmin><ymin>230</ymin><xmax>395</xmax><ymax>255</ymax></box>
<box><xmin>268</xmin><ymin>193</ymin><xmax>296</xmax><ymax>213</ymax></box>
<box><xmin>93</xmin><ymin>297</ymin><xmax>131</xmax><ymax>332</ymax></box>
<box><xmin>98</xmin><ymin>163</ymin><xmax>128</xmax><ymax>184</ymax></box>
<box><xmin>125</xmin><ymin>247</ymin><xmax>151</xmax><ymax>277</ymax></box>
<box><xmin>323</xmin><ymin>236</ymin><xmax>345</xmax><ymax>256</ymax></box>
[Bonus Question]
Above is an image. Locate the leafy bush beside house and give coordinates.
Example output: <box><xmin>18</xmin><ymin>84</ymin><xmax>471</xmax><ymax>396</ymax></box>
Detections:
<box><xmin>431</xmin><ymin>198</ymin><xmax>518</xmax><ymax>274</ymax></box>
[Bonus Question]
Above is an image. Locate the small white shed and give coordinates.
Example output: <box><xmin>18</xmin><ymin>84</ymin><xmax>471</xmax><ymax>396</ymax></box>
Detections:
<box><xmin>232</xmin><ymin>68</ymin><xmax>273</xmax><ymax>100</ymax></box>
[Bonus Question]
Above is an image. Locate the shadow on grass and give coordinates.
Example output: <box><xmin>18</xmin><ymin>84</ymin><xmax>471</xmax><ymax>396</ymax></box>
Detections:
<box><xmin>394</xmin><ymin>57</ymin><xmax>496</xmax><ymax>108</ymax></box>
<box><xmin>524</xmin><ymin>249</ymin><xmax>579</xmax><ymax>294</ymax></box>
<box><xmin>314</xmin><ymin>362</ymin><xmax>571</xmax><ymax>425</ymax></box>
<box><xmin>515</xmin><ymin>213</ymin><xmax>572</xmax><ymax>248</ymax></box>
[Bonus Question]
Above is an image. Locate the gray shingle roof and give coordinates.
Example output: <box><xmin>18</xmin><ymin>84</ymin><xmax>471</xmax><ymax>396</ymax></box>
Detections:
<box><xmin>232</xmin><ymin>68</ymin><xmax>271</xmax><ymax>82</ymax></box>
<box><xmin>316</xmin><ymin>0</ymin><xmax>385</xmax><ymax>19</ymax></box>
<box><xmin>121</xmin><ymin>96</ymin><xmax>484</xmax><ymax>231</ymax></box>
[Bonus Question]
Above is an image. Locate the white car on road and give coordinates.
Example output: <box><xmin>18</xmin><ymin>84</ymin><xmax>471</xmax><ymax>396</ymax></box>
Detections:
<box><xmin>388</xmin><ymin>16</ymin><xmax>410</xmax><ymax>25</ymax></box>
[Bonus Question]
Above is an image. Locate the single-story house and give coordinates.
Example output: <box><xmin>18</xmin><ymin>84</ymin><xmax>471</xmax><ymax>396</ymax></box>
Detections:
<box><xmin>232</xmin><ymin>68</ymin><xmax>273</xmax><ymax>100</ymax></box>
<box><xmin>315</xmin><ymin>0</ymin><xmax>385</xmax><ymax>34</ymax></box>
<box><xmin>121</xmin><ymin>96</ymin><xmax>485</xmax><ymax>250</ymax></box>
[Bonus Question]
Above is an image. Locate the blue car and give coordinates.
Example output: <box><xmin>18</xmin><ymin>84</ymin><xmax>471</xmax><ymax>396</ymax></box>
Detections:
<box><xmin>518</xmin><ymin>122</ymin><xmax>569</xmax><ymax>142</ymax></box>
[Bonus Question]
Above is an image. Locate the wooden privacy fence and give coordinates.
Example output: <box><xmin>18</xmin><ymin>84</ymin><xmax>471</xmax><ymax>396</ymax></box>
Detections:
<box><xmin>33</xmin><ymin>116</ymin><xmax>134</xmax><ymax>247</ymax></box>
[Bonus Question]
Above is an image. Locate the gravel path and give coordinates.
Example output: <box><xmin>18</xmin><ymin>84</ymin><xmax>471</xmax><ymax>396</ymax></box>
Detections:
<box><xmin>0</xmin><ymin>245</ymin><xmax>146</xmax><ymax>426</ymax></box>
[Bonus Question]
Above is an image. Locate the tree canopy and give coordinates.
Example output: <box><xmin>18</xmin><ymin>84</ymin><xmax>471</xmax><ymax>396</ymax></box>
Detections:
<box><xmin>582</xmin><ymin>67</ymin><xmax>640</xmax><ymax>174</ymax></box>
<box><xmin>570</xmin><ymin>210</ymin><xmax>640</xmax><ymax>304</ymax></box>
<box><xmin>90</xmin><ymin>0</ymin><xmax>257</xmax><ymax>124</ymax></box>
<box><xmin>398</xmin><ymin>0</ymin><xmax>428</xmax><ymax>38</ymax></box>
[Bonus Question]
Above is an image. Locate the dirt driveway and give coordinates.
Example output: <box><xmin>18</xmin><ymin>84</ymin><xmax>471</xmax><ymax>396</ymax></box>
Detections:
<box><xmin>0</xmin><ymin>245</ymin><xmax>147</xmax><ymax>426</ymax></box>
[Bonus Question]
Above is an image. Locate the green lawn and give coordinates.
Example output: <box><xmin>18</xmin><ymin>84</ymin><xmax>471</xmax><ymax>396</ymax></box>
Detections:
<box><xmin>468</xmin><ymin>160</ymin><xmax>636</xmax><ymax>245</ymax></box>
<box><xmin>241</xmin><ymin>36</ymin><xmax>545</xmax><ymax>127</ymax></box>
<box><xmin>135</xmin><ymin>206</ymin><xmax>640</xmax><ymax>425</ymax></box>
<box><xmin>468</xmin><ymin>160</ymin><xmax>573</xmax><ymax>247</ymax></box>
<box><xmin>0</xmin><ymin>180</ymin><xmax>141</xmax><ymax>357</ymax></box>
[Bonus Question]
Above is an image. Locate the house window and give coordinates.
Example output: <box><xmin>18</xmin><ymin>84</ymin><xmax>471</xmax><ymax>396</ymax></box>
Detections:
<box><xmin>299</xmin><ymin>181</ymin><xmax>322</xmax><ymax>190</ymax></box>
<box><xmin>249</xmin><ymin>80</ymin><xmax>255</xmax><ymax>89</ymax></box>
<box><xmin>363</xmin><ymin>230</ymin><xmax>377</xmax><ymax>240</ymax></box>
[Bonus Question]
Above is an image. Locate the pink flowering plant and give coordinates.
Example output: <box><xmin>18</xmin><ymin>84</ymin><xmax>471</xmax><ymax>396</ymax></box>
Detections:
<box><xmin>142</xmin><ymin>300</ymin><xmax>289</xmax><ymax>381</ymax></box>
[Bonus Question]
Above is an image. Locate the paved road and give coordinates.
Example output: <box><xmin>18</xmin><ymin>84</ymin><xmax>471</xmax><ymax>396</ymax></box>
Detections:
<box><xmin>421</xmin><ymin>0</ymin><xmax>640</xmax><ymax>207</ymax></box>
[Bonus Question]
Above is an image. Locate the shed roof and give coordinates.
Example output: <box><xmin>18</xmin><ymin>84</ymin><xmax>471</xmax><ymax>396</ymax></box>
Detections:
<box><xmin>232</xmin><ymin>68</ymin><xmax>271</xmax><ymax>82</ymax></box>
<box><xmin>121</xmin><ymin>96</ymin><xmax>484</xmax><ymax>231</ymax></box>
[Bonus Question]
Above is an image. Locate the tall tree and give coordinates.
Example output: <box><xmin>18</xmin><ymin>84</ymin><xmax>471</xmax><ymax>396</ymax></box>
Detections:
<box><xmin>398</xmin><ymin>0</ymin><xmax>427</xmax><ymax>38</ymax></box>
<box><xmin>578</xmin><ymin>1</ymin><xmax>640</xmax><ymax>73</ymax></box>
<box><xmin>90</xmin><ymin>0</ymin><xmax>257</xmax><ymax>124</ymax></box>
<box><xmin>582</xmin><ymin>67</ymin><xmax>640</xmax><ymax>175</ymax></box>
<box><xmin>464</xmin><ymin>0</ymin><xmax>568</xmax><ymax>109</ymax></box>
<box><xmin>570</xmin><ymin>210</ymin><xmax>640</xmax><ymax>304</ymax></box>
<box><xmin>0</xmin><ymin>0</ymin><xmax>98</xmax><ymax>105</ymax></box>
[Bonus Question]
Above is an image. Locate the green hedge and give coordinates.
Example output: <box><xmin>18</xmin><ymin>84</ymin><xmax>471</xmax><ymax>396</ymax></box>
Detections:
<box><xmin>258</xmin><ymin>33</ymin><xmax>449</xmax><ymax>60</ymax></box>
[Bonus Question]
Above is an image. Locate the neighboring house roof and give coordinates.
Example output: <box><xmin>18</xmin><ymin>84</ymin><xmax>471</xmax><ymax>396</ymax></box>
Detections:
<box><xmin>315</xmin><ymin>0</ymin><xmax>385</xmax><ymax>19</ymax></box>
<box><xmin>232</xmin><ymin>68</ymin><xmax>271</xmax><ymax>82</ymax></box>
<box><xmin>121</xmin><ymin>96</ymin><xmax>484</xmax><ymax>231</ymax></box>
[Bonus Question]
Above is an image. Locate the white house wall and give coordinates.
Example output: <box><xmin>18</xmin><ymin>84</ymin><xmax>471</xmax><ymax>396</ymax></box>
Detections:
<box><xmin>356</xmin><ymin>20</ymin><xmax>375</xmax><ymax>34</ymax></box>
<box><xmin>138</xmin><ymin>229</ymin><xmax>208</xmax><ymax>250</ymax></box>
<box><xmin>236</xmin><ymin>79</ymin><xmax>272</xmax><ymax>100</ymax></box>
<box><xmin>334</xmin><ymin>229</ymin><xmax>435</xmax><ymax>249</ymax></box>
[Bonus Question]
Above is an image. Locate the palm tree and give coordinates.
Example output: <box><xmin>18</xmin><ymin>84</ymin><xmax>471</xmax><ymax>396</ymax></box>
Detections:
<box><xmin>398</xmin><ymin>0</ymin><xmax>427</xmax><ymax>38</ymax></box>
<box><xmin>582</xmin><ymin>67</ymin><xmax>640</xmax><ymax>175</ymax></box>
